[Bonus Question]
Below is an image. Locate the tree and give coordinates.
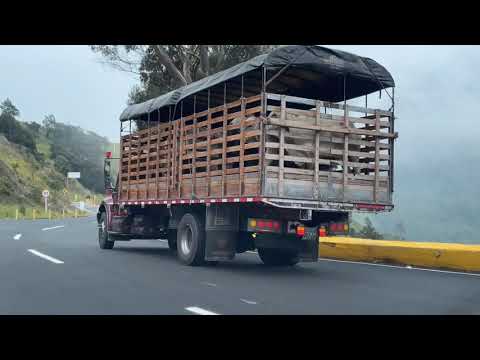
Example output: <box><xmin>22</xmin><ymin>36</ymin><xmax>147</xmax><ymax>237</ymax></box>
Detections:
<box><xmin>0</xmin><ymin>98</ymin><xmax>19</xmax><ymax>117</ymax></box>
<box><xmin>359</xmin><ymin>217</ymin><xmax>383</xmax><ymax>240</ymax></box>
<box><xmin>43</xmin><ymin>114</ymin><xmax>56</xmax><ymax>138</ymax></box>
<box><xmin>91</xmin><ymin>45</ymin><xmax>278</xmax><ymax>104</ymax></box>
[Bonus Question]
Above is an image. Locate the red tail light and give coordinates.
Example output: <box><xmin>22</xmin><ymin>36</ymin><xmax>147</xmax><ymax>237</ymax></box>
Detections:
<box><xmin>296</xmin><ymin>225</ymin><xmax>305</xmax><ymax>237</ymax></box>
<box><xmin>319</xmin><ymin>226</ymin><xmax>327</xmax><ymax>237</ymax></box>
<box><xmin>248</xmin><ymin>218</ymin><xmax>281</xmax><ymax>233</ymax></box>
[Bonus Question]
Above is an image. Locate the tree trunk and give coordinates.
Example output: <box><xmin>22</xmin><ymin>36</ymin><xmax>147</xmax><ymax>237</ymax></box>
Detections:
<box><xmin>153</xmin><ymin>45</ymin><xmax>188</xmax><ymax>87</ymax></box>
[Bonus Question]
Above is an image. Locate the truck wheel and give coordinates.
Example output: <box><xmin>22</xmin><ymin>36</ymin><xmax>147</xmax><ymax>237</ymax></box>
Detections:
<box><xmin>176</xmin><ymin>213</ymin><xmax>206</xmax><ymax>266</ymax></box>
<box><xmin>167</xmin><ymin>229</ymin><xmax>177</xmax><ymax>253</ymax></box>
<box><xmin>98</xmin><ymin>212</ymin><xmax>115</xmax><ymax>250</ymax></box>
<box><xmin>258</xmin><ymin>248</ymin><xmax>299</xmax><ymax>266</ymax></box>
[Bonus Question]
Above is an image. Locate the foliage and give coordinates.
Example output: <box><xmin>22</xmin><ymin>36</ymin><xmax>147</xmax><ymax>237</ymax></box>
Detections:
<box><xmin>351</xmin><ymin>217</ymin><xmax>384</xmax><ymax>240</ymax></box>
<box><xmin>0</xmin><ymin>98</ymin><xmax>19</xmax><ymax>117</ymax></box>
<box><xmin>91</xmin><ymin>45</ymin><xmax>277</xmax><ymax>104</ymax></box>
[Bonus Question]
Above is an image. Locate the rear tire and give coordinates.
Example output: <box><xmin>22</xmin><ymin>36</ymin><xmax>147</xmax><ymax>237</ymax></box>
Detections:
<box><xmin>258</xmin><ymin>248</ymin><xmax>299</xmax><ymax>266</ymax></box>
<box><xmin>98</xmin><ymin>212</ymin><xmax>115</xmax><ymax>250</ymax></box>
<box><xmin>176</xmin><ymin>213</ymin><xmax>206</xmax><ymax>266</ymax></box>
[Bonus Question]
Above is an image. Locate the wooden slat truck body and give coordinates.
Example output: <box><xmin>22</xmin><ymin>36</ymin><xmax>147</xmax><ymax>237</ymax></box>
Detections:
<box><xmin>97</xmin><ymin>45</ymin><xmax>397</xmax><ymax>266</ymax></box>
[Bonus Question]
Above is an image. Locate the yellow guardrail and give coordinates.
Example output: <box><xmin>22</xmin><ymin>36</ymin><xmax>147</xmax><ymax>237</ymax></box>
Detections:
<box><xmin>320</xmin><ymin>237</ymin><xmax>480</xmax><ymax>272</ymax></box>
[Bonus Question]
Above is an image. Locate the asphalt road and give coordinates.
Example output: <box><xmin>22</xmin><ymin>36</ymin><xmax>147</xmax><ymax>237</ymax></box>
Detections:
<box><xmin>0</xmin><ymin>214</ymin><xmax>479</xmax><ymax>315</ymax></box>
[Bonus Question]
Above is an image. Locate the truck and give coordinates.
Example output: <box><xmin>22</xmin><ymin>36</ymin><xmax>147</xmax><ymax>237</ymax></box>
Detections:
<box><xmin>97</xmin><ymin>45</ymin><xmax>397</xmax><ymax>266</ymax></box>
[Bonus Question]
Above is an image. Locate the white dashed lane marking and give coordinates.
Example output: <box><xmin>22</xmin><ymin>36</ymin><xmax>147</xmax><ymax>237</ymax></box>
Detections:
<box><xmin>28</xmin><ymin>249</ymin><xmax>64</xmax><ymax>264</ymax></box>
<box><xmin>185</xmin><ymin>306</ymin><xmax>219</xmax><ymax>315</ymax></box>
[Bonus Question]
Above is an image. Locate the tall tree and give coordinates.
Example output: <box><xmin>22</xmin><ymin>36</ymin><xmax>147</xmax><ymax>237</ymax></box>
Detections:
<box><xmin>90</xmin><ymin>45</ymin><xmax>277</xmax><ymax>104</ymax></box>
<box><xmin>0</xmin><ymin>98</ymin><xmax>19</xmax><ymax>117</ymax></box>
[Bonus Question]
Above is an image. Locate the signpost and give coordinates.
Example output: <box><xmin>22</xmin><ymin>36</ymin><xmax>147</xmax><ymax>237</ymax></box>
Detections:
<box><xmin>42</xmin><ymin>189</ymin><xmax>49</xmax><ymax>213</ymax></box>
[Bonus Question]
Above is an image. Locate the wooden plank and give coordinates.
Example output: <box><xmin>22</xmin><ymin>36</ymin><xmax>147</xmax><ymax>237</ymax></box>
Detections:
<box><xmin>221</xmin><ymin>105</ymin><xmax>227</xmax><ymax>196</ymax></box>
<box><xmin>178</xmin><ymin>118</ymin><xmax>184</xmax><ymax>198</ymax></box>
<box><xmin>343</xmin><ymin>105</ymin><xmax>349</xmax><ymax>200</ymax></box>
<box><xmin>278</xmin><ymin>96</ymin><xmax>286</xmax><ymax>196</ymax></box>
<box><xmin>239</xmin><ymin>97</ymin><xmax>246</xmax><ymax>196</ymax></box>
<box><xmin>374</xmin><ymin>111</ymin><xmax>380</xmax><ymax>202</ymax></box>
<box><xmin>314</xmin><ymin>100</ymin><xmax>321</xmax><ymax>199</ymax></box>
<box><xmin>266</xmin><ymin>118</ymin><xmax>398</xmax><ymax>139</ymax></box>
<box><xmin>206</xmin><ymin>109</ymin><xmax>211</xmax><ymax>197</ymax></box>
<box><xmin>266</xmin><ymin>92</ymin><xmax>393</xmax><ymax>117</ymax></box>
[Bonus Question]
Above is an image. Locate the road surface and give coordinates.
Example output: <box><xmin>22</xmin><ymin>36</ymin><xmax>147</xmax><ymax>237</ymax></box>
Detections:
<box><xmin>0</xmin><ymin>215</ymin><xmax>479</xmax><ymax>315</ymax></box>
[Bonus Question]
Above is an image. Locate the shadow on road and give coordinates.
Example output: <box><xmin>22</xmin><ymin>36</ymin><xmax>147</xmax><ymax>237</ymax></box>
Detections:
<box><xmin>111</xmin><ymin>244</ymin><xmax>322</xmax><ymax>278</ymax></box>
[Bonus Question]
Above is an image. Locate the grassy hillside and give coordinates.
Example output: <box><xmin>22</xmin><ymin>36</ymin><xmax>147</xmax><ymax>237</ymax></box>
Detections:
<box><xmin>0</xmin><ymin>102</ymin><xmax>110</xmax><ymax>218</ymax></box>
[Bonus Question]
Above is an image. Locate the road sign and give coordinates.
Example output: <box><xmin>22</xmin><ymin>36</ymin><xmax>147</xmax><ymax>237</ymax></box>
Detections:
<box><xmin>68</xmin><ymin>172</ymin><xmax>81</xmax><ymax>179</ymax></box>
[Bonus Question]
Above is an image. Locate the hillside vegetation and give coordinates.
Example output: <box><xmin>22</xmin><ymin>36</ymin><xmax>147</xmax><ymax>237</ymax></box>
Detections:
<box><xmin>0</xmin><ymin>98</ymin><xmax>110</xmax><ymax>217</ymax></box>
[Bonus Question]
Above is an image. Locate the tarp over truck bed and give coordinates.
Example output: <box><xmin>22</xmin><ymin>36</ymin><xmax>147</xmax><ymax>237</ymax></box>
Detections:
<box><xmin>119</xmin><ymin>45</ymin><xmax>395</xmax><ymax>121</ymax></box>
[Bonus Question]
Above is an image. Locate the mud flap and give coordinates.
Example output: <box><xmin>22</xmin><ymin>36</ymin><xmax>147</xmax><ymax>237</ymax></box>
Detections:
<box><xmin>298</xmin><ymin>226</ymin><xmax>319</xmax><ymax>262</ymax></box>
<box><xmin>205</xmin><ymin>230</ymin><xmax>238</xmax><ymax>261</ymax></box>
<box><xmin>204</xmin><ymin>204</ymin><xmax>239</xmax><ymax>261</ymax></box>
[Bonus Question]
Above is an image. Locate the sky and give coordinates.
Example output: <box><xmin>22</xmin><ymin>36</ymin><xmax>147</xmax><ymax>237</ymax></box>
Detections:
<box><xmin>1</xmin><ymin>45</ymin><xmax>480</xmax><ymax>241</ymax></box>
<box><xmin>0</xmin><ymin>45</ymin><xmax>138</xmax><ymax>141</ymax></box>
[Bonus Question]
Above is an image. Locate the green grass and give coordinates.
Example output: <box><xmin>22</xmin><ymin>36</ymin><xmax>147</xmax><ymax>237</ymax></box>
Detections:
<box><xmin>0</xmin><ymin>204</ymin><xmax>90</xmax><ymax>219</ymax></box>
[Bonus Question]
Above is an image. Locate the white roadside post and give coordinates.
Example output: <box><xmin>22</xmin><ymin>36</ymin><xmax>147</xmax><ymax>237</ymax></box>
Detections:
<box><xmin>42</xmin><ymin>189</ymin><xmax>50</xmax><ymax>215</ymax></box>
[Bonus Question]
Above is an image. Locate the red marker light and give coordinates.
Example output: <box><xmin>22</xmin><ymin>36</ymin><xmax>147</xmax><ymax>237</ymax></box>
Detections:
<box><xmin>105</xmin><ymin>151</ymin><xmax>112</xmax><ymax>158</ymax></box>
<box><xmin>296</xmin><ymin>226</ymin><xmax>305</xmax><ymax>237</ymax></box>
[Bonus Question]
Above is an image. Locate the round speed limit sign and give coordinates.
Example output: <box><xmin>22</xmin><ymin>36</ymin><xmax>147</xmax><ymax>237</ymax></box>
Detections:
<box><xmin>42</xmin><ymin>190</ymin><xmax>50</xmax><ymax>198</ymax></box>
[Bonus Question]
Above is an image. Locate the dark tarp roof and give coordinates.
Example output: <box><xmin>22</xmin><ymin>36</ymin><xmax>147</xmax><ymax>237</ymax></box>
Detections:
<box><xmin>119</xmin><ymin>45</ymin><xmax>394</xmax><ymax>121</ymax></box>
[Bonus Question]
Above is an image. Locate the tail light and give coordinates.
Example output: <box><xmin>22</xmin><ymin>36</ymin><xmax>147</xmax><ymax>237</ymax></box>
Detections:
<box><xmin>319</xmin><ymin>226</ymin><xmax>327</xmax><ymax>237</ymax></box>
<box><xmin>296</xmin><ymin>225</ymin><xmax>305</xmax><ymax>237</ymax></box>
<box><xmin>328</xmin><ymin>222</ymin><xmax>348</xmax><ymax>235</ymax></box>
<box><xmin>248</xmin><ymin>218</ymin><xmax>282</xmax><ymax>233</ymax></box>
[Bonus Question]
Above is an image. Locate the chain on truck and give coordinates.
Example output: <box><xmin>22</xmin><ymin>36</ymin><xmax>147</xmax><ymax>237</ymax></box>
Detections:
<box><xmin>97</xmin><ymin>45</ymin><xmax>397</xmax><ymax>267</ymax></box>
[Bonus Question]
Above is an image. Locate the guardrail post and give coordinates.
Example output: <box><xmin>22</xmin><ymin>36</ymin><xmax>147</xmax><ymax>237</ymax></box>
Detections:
<box><xmin>15</xmin><ymin>208</ymin><xmax>19</xmax><ymax>220</ymax></box>
<box><xmin>33</xmin><ymin>209</ymin><xmax>36</xmax><ymax>220</ymax></box>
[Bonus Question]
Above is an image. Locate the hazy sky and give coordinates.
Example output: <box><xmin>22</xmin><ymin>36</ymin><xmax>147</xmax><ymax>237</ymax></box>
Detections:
<box><xmin>0</xmin><ymin>45</ymin><xmax>137</xmax><ymax>141</ymax></box>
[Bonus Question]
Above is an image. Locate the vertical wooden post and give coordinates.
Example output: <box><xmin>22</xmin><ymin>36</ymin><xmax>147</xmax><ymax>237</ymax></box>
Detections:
<box><xmin>33</xmin><ymin>209</ymin><xmax>36</xmax><ymax>220</ymax></box>
<box><xmin>342</xmin><ymin>105</ymin><xmax>349</xmax><ymax>200</ymax></box>
<box><xmin>314</xmin><ymin>100</ymin><xmax>321</xmax><ymax>199</ymax></box>
<box><xmin>178</xmin><ymin>116</ymin><xmax>184</xmax><ymax>198</ymax></box>
<box><xmin>166</xmin><ymin>121</ymin><xmax>171</xmax><ymax>200</ymax></box>
<box><xmin>146</xmin><ymin>116</ymin><xmax>151</xmax><ymax>200</ymax></box>
<box><xmin>15</xmin><ymin>208</ymin><xmax>19</xmax><ymax>220</ymax></box>
<box><xmin>374</xmin><ymin>110</ymin><xmax>380</xmax><ymax>203</ymax></box>
<box><xmin>156</xmin><ymin>112</ymin><xmax>161</xmax><ymax>199</ymax></box>
<box><xmin>192</xmin><ymin>96</ymin><xmax>197</xmax><ymax>198</ymax></box>
<box><xmin>239</xmin><ymin>97</ymin><xmax>246</xmax><ymax>196</ymax></box>
<box><xmin>221</xmin><ymin>84</ymin><xmax>228</xmax><ymax>197</ymax></box>
<box><xmin>127</xmin><ymin>119</ymin><xmax>132</xmax><ymax>201</ymax></box>
<box><xmin>278</xmin><ymin>96</ymin><xmax>286</xmax><ymax>196</ymax></box>
<box><xmin>206</xmin><ymin>91</ymin><xmax>212</xmax><ymax>197</ymax></box>
<box><xmin>221</xmin><ymin>105</ymin><xmax>228</xmax><ymax>197</ymax></box>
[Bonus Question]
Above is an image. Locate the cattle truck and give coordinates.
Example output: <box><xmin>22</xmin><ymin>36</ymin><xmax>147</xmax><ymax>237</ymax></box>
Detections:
<box><xmin>97</xmin><ymin>45</ymin><xmax>397</xmax><ymax>266</ymax></box>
